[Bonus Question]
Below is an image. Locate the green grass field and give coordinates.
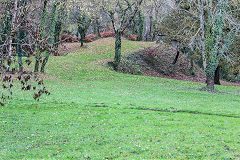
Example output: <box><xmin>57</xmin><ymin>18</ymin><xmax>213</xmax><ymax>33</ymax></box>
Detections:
<box><xmin>0</xmin><ymin>38</ymin><xmax>240</xmax><ymax>159</ymax></box>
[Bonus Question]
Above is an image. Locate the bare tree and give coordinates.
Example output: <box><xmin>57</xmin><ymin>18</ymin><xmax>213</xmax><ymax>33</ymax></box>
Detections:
<box><xmin>0</xmin><ymin>0</ymin><xmax>52</xmax><ymax>105</ymax></box>
<box><xmin>102</xmin><ymin>0</ymin><xmax>143</xmax><ymax>71</ymax></box>
<box><xmin>158</xmin><ymin>0</ymin><xmax>240</xmax><ymax>91</ymax></box>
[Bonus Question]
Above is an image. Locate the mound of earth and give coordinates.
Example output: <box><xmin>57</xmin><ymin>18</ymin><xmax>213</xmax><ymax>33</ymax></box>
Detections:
<box><xmin>118</xmin><ymin>45</ymin><xmax>206</xmax><ymax>83</ymax></box>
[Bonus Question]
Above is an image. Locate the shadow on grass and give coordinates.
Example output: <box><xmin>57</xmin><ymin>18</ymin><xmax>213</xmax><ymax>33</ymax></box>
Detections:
<box><xmin>87</xmin><ymin>103</ymin><xmax>240</xmax><ymax>118</ymax></box>
<box><xmin>138</xmin><ymin>107</ymin><xmax>240</xmax><ymax>119</ymax></box>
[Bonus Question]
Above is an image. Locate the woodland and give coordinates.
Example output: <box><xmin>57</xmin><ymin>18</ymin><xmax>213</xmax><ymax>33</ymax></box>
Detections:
<box><xmin>0</xmin><ymin>0</ymin><xmax>240</xmax><ymax>159</ymax></box>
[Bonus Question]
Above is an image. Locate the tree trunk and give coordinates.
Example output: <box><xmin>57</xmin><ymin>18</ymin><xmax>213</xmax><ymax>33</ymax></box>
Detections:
<box><xmin>214</xmin><ymin>65</ymin><xmax>221</xmax><ymax>85</ymax></box>
<box><xmin>200</xmin><ymin>1</ymin><xmax>207</xmax><ymax>71</ymax></box>
<box><xmin>34</xmin><ymin>0</ymin><xmax>48</xmax><ymax>72</ymax></box>
<box><xmin>137</xmin><ymin>11</ymin><xmax>143</xmax><ymax>41</ymax></box>
<box><xmin>93</xmin><ymin>20</ymin><xmax>97</xmax><ymax>35</ymax></box>
<box><xmin>114</xmin><ymin>29</ymin><xmax>121</xmax><ymax>71</ymax></box>
<box><xmin>34</xmin><ymin>57</ymin><xmax>40</xmax><ymax>72</ymax></box>
<box><xmin>16</xmin><ymin>43</ymin><xmax>23</xmax><ymax>72</ymax></box>
<box><xmin>81</xmin><ymin>38</ymin><xmax>84</xmax><ymax>47</ymax></box>
<box><xmin>40</xmin><ymin>50</ymin><xmax>49</xmax><ymax>73</ymax></box>
<box><xmin>40</xmin><ymin>0</ymin><xmax>58</xmax><ymax>73</ymax></box>
<box><xmin>132</xmin><ymin>20</ymin><xmax>137</xmax><ymax>35</ymax></box>
<box><xmin>172</xmin><ymin>49</ymin><xmax>180</xmax><ymax>64</ymax></box>
<box><xmin>148</xmin><ymin>15</ymin><xmax>153</xmax><ymax>41</ymax></box>
<box><xmin>0</xmin><ymin>10</ymin><xmax>11</xmax><ymax>71</ymax></box>
<box><xmin>80</xmin><ymin>31</ymin><xmax>85</xmax><ymax>47</ymax></box>
<box><xmin>189</xmin><ymin>59</ymin><xmax>195</xmax><ymax>76</ymax></box>
<box><xmin>96</xmin><ymin>20</ymin><xmax>101</xmax><ymax>38</ymax></box>
<box><xmin>206</xmin><ymin>72</ymin><xmax>215</xmax><ymax>92</ymax></box>
<box><xmin>17</xmin><ymin>0</ymin><xmax>27</xmax><ymax>72</ymax></box>
<box><xmin>94</xmin><ymin>18</ymin><xmax>101</xmax><ymax>38</ymax></box>
<box><xmin>78</xmin><ymin>25</ymin><xmax>86</xmax><ymax>47</ymax></box>
<box><xmin>54</xmin><ymin>20</ymin><xmax>62</xmax><ymax>53</ymax></box>
<box><xmin>203</xmin><ymin>63</ymin><xmax>218</xmax><ymax>92</ymax></box>
<box><xmin>7</xmin><ymin>0</ymin><xmax>18</xmax><ymax>72</ymax></box>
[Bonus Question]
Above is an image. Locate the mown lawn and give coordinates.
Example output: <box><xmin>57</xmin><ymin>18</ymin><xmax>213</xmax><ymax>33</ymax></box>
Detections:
<box><xmin>0</xmin><ymin>38</ymin><xmax>240</xmax><ymax>159</ymax></box>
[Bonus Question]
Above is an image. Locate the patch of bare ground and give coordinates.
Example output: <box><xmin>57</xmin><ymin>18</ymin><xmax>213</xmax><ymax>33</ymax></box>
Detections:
<box><xmin>58</xmin><ymin>43</ymin><xmax>92</xmax><ymax>54</ymax></box>
<box><xmin>220</xmin><ymin>80</ymin><xmax>240</xmax><ymax>87</ymax></box>
<box><xmin>117</xmin><ymin>44</ymin><xmax>240</xmax><ymax>87</ymax></box>
<box><xmin>91</xmin><ymin>37</ymin><xmax>115</xmax><ymax>46</ymax></box>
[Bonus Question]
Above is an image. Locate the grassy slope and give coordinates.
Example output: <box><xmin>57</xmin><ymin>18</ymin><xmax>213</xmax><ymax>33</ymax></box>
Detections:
<box><xmin>0</xmin><ymin>38</ymin><xmax>240</xmax><ymax>159</ymax></box>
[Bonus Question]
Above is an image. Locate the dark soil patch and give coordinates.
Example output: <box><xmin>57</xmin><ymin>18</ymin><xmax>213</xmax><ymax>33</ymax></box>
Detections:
<box><xmin>118</xmin><ymin>45</ymin><xmax>206</xmax><ymax>83</ymax></box>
